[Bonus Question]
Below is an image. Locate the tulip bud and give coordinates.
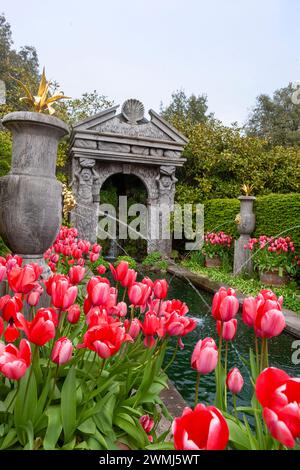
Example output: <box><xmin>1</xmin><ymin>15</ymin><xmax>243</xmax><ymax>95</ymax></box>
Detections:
<box><xmin>51</xmin><ymin>337</ymin><xmax>73</xmax><ymax>365</ymax></box>
<box><xmin>226</xmin><ymin>368</ymin><xmax>244</xmax><ymax>394</ymax></box>
<box><xmin>67</xmin><ymin>304</ymin><xmax>81</xmax><ymax>324</ymax></box>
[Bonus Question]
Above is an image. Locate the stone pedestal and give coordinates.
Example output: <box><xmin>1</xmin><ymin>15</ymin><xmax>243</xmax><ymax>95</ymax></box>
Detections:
<box><xmin>233</xmin><ymin>196</ymin><xmax>256</xmax><ymax>276</ymax></box>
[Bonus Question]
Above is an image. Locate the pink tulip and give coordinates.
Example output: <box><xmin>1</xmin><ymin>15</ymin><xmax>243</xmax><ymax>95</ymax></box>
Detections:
<box><xmin>153</xmin><ymin>279</ymin><xmax>168</xmax><ymax>299</ymax></box>
<box><xmin>256</xmin><ymin>308</ymin><xmax>286</xmax><ymax>338</ymax></box>
<box><xmin>68</xmin><ymin>265</ymin><xmax>85</xmax><ymax>284</ymax></box>
<box><xmin>51</xmin><ymin>278</ymin><xmax>78</xmax><ymax>310</ymax></box>
<box><xmin>242</xmin><ymin>296</ymin><xmax>257</xmax><ymax>327</ymax></box>
<box><xmin>51</xmin><ymin>337</ymin><xmax>73</xmax><ymax>365</ymax></box>
<box><xmin>217</xmin><ymin>319</ymin><xmax>237</xmax><ymax>341</ymax></box>
<box><xmin>0</xmin><ymin>339</ymin><xmax>31</xmax><ymax>380</ymax></box>
<box><xmin>212</xmin><ymin>287</ymin><xmax>239</xmax><ymax>322</ymax></box>
<box><xmin>191</xmin><ymin>338</ymin><xmax>218</xmax><ymax>374</ymax></box>
<box><xmin>226</xmin><ymin>368</ymin><xmax>244</xmax><ymax>394</ymax></box>
<box><xmin>127</xmin><ymin>318</ymin><xmax>141</xmax><ymax>339</ymax></box>
<box><xmin>140</xmin><ymin>415</ymin><xmax>154</xmax><ymax>434</ymax></box>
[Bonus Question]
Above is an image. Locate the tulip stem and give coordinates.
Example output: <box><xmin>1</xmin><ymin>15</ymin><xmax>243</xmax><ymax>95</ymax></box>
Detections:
<box><xmin>194</xmin><ymin>372</ymin><xmax>200</xmax><ymax>408</ymax></box>
<box><xmin>233</xmin><ymin>394</ymin><xmax>238</xmax><ymax>419</ymax></box>
<box><xmin>224</xmin><ymin>342</ymin><xmax>228</xmax><ymax>411</ymax></box>
<box><xmin>255</xmin><ymin>336</ymin><xmax>260</xmax><ymax>372</ymax></box>
<box><xmin>163</xmin><ymin>340</ymin><xmax>179</xmax><ymax>373</ymax></box>
<box><xmin>122</xmin><ymin>288</ymin><xmax>127</xmax><ymax>302</ymax></box>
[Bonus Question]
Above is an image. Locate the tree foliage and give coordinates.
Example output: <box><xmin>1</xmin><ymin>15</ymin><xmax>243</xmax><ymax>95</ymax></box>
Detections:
<box><xmin>0</xmin><ymin>14</ymin><xmax>39</xmax><ymax>116</ymax></box>
<box><xmin>56</xmin><ymin>90</ymin><xmax>114</xmax><ymax>125</ymax></box>
<box><xmin>245</xmin><ymin>83</ymin><xmax>300</xmax><ymax>147</ymax></box>
<box><xmin>161</xmin><ymin>89</ymin><xmax>213</xmax><ymax>125</ymax></box>
<box><xmin>173</xmin><ymin>118</ymin><xmax>300</xmax><ymax>203</ymax></box>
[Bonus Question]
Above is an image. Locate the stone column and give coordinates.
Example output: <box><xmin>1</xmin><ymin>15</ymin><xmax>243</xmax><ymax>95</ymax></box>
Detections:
<box><xmin>70</xmin><ymin>157</ymin><xmax>99</xmax><ymax>243</ymax></box>
<box><xmin>155</xmin><ymin>165</ymin><xmax>177</xmax><ymax>257</ymax></box>
<box><xmin>233</xmin><ymin>196</ymin><xmax>256</xmax><ymax>275</ymax></box>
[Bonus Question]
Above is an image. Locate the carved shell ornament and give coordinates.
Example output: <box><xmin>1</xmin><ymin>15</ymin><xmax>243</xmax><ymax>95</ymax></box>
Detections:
<box><xmin>121</xmin><ymin>99</ymin><xmax>145</xmax><ymax>124</ymax></box>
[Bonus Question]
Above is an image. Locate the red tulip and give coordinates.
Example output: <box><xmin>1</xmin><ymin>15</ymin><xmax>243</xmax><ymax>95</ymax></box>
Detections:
<box><xmin>141</xmin><ymin>311</ymin><xmax>160</xmax><ymax>347</ymax></box>
<box><xmin>128</xmin><ymin>282</ymin><xmax>151</xmax><ymax>307</ymax></box>
<box><xmin>0</xmin><ymin>295</ymin><xmax>23</xmax><ymax>322</ymax></box>
<box><xmin>96</xmin><ymin>265</ymin><xmax>106</xmax><ymax>275</ymax></box>
<box><xmin>51</xmin><ymin>278</ymin><xmax>78</xmax><ymax>310</ymax></box>
<box><xmin>67</xmin><ymin>304</ymin><xmax>81</xmax><ymax>324</ymax></box>
<box><xmin>22</xmin><ymin>308</ymin><xmax>57</xmax><ymax>346</ymax></box>
<box><xmin>91</xmin><ymin>243</ymin><xmax>101</xmax><ymax>254</ymax></box>
<box><xmin>44</xmin><ymin>274</ymin><xmax>68</xmax><ymax>295</ymax></box>
<box><xmin>256</xmin><ymin>367</ymin><xmax>300</xmax><ymax>448</ymax></box>
<box><xmin>4</xmin><ymin>323</ymin><xmax>20</xmax><ymax>343</ymax></box>
<box><xmin>0</xmin><ymin>339</ymin><xmax>31</xmax><ymax>380</ymax></box>
<box><xmin>51</xmin><ymin>337</ymin><xmax>73</xmax><ymax>365</ymax></box>
<box><xmin>226</xmin><ymin>368</ymin><xmax>244</xmax><ymax>394</ymax></box>
<box><xmin>217</xmin><ymin>319</ymin><xmax>237</xmax><ymax>341</ymax></box>
<box><xmin>68</xmin><ymin>265</ymin><xmax>85</xmax><ymax>284</ymax></box>
<box><xmin>153</xmin><ymin>279</ymin><xmax>168</xmax><ymax>299</ymax></box>
<box><xmin>212</xmin><ymin>287</ymin><xmax>239</xmax><ymax>321</ymax></box>
<box><xmin>120</xmin><ymin>268</ymin><xmax>137</xmax><ymax>288</ymax></box>
<box><xmin>140</xmin><ymin>415</ymin><xmax>154</xmax><ymax>433</ymax></box>
<box><xmin>191</xmin><ymin>338</ymin><xmax>218</xmax><ymax>374</ymax></box>
<box><xmin>172</xmin><ymin>403</ymin><xmax>229</xmax><ymax>450</ymax></box>
<box><xmin>110</xmin><ymin>261</ymin><xmax>129</xmax><ymax>283</ymax></box>
<box><xmin>160</xmin><ymin>312</ymin><xmax>196</xmax><ymax>337</ymax></box>
<box><xmin>164</xmin><ymin>299</ymin><xmax>189</xmax><ymax>316</ymax></box>
<box><xmin>7</xmin><ymin>263</ymin><xmax>42</xmax><ymax>294</ymax></box>
<box><xmin>81</xmin><ymin>323</ymin><xmax>132</xmax><ymax>358</ymax></box>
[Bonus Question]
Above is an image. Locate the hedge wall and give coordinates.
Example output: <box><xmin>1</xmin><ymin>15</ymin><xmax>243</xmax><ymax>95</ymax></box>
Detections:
<box><xmin>204</xmin><ymin>193</ymin><xmax>300</xmax><ymax>249</ymax></box>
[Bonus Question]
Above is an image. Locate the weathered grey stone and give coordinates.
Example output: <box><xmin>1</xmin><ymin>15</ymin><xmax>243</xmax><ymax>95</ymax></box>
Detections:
<box><xmin>0</xmin><ymin>111</ymin><xmax>69</xmax><ymax>289</ymax></box>
<box><xmin>75</xmin><ymin>139</ymin><xmax>97</xmax><ymax>149</ymax></box>
<box><xmin>70</xmin><ymin>100</ymin><xmax>187</xmax><ymax>256</ymax></box>
<box><xmin>131</xmin><ymin>145</ymin><xmax>149</xmax><ymax>155</ymax></box>
<box><xmin>233</xmin><ymin>196</ymin><xmax>256</xmax><ymax>275</ymax></box>
<box><xmin>150</xmin><ymin>148</ymin><xmax>164</xmax><ymax>157</ymax></box>
<box><xmin>98</xmin><ymin>142</ymin><xmax>131</xmax><ymax>153</ymax></box>
<box><xmin>164</xmin><ymin>150</ymin><xmax>180</xmax><ymax>158</ymax></box>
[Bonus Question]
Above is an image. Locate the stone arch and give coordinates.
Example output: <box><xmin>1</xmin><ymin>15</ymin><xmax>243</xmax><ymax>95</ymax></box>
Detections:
<box><xmin>69</xmin><ymin>99</ymin><xmax>188</xmax><ymax>255</ymax></box>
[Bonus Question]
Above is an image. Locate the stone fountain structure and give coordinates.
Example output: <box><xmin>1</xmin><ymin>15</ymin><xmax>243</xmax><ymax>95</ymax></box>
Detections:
<box><xmin>69</xmin><ymin>99</ymin><xmax>187</xmax><ymax>255</ymax></box>
<box><xmin>233</xmin><ymin>195</ymin><xmax>256</xmax><ymax>275</ymax></box>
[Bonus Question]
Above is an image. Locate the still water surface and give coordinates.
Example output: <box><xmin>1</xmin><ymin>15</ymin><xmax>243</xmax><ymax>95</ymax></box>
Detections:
<box><xmin>165</xmin><ymin>274</ymin><xmax>298</xmax><ymax>407</ymax></box>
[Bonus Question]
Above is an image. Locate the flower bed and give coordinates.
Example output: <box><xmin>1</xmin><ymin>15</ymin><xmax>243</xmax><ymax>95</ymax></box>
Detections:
<box><xmin>0</xmin><ymin>227</ymin><xmax>299</xmax><ymax>450</ymax></box>
<box><xmin>202</xmin><ymin>232</ymin><xmax>233</xmax><ymax>268</ymax></box>
<box><xmin>245</xmin><ymin>236</ymin><xmax>299</xmax><ymax>284</ymax></box>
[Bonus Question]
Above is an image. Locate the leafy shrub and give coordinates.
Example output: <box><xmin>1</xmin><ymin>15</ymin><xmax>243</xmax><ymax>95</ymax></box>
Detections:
<box><xmin>203</xmin><ymin>193</ymin><xmax>300</xmax><ymax>250</ymax></box>
<box><xmin>115</xmin><ymin>255</ymin><xmax>137</xmax><ymax>270</ymax></box>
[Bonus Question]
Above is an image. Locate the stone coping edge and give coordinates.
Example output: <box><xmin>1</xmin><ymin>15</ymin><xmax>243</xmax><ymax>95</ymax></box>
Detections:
<box><xmin>167</xmin><ymin>264</ymin><xmax>300</xmax><ymax>339</ymax></box>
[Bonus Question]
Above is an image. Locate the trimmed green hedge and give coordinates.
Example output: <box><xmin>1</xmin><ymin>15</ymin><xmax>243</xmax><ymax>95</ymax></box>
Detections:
<box><xmin>204</xmin><ymin>193</ymin><xmax>300</xmax><ymax>249</ymax></box>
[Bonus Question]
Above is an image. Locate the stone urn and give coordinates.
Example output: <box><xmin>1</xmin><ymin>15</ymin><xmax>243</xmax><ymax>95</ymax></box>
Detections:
<box><xmin>0</xmin><ymin>111</ymin><xmax>69</xmax><ymax>277</ymax></box>
<box><xmin>233</xmin><ymin>196</ymin><xmax>256</xmax><ymax>275</ymax></box>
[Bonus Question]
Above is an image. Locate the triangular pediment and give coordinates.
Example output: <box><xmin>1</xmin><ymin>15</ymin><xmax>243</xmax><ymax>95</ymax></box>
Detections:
<box><xmin>72</xmin><ymin>101</ymin><xmax>188</xmax><ymax>145</ymax></box>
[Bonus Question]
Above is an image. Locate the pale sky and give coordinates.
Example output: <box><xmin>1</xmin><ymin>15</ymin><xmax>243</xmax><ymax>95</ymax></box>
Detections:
<box><xmin>1</xmin><ymin>0</ymin><xmax>299</xmax><ymax>125</ymax></box>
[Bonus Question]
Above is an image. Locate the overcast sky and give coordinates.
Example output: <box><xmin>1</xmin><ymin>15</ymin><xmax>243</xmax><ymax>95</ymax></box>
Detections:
<box><xmin>1</xmin><ymin>0</ymin><xmax>299</xmax><ymax>125</ymax></box>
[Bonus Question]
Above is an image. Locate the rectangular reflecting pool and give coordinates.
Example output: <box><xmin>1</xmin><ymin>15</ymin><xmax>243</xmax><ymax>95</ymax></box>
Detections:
<box><xmin>165</xmin><ymin>274</ymin><xmax>299</xmax><ymax>407</ymax></box>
